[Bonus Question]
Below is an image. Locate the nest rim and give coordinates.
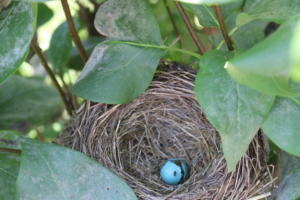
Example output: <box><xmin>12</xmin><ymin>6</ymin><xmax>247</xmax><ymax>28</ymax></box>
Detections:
<box><xmin>58</xmin><ymin>68</ymin><xmax>273</xmax><ymax>200</ymax></box>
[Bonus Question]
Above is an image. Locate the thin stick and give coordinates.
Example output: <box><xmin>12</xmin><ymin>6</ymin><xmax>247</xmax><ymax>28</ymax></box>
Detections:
<box><xmin>61</xmin><ymin>0</ymin><xmax>89</xmax><ymax>63</ymax></box>
<box><xmin>164</xmin><ymin>0</ymin><xmax>182</xmax><ymax>48</ymax></box>
<box><xmin>0</xmin><ymin>147</ymin><xmax>21</xmax><ymax>154</ymax></box>
<box><xmin>174</xmin><ymin>1</ymin><xmax>205</xmax><ymax>55</ymax></box>
<box><xmin>36</xmin><ymin>129</ymin><xmax>45</xmax><ymax>142</ymax></box>
<box><xmin>31</xmin><ymin>40</ymin><xmax>72</xmax><ymax>116</ymax></box>
<box><xmin>212</xmin><ymin>5</ymin><xmax>234</xmax><ymax>51</ymax></box>
<box><xmin>247</xmin><ymin>192</ymin><xmax>271</xmax><ymax>200</ymax></box>
<box><xmin>58</xmin><ymin>72</ymin><xmax>78</xmax><ymax>110</ymax></box>
<box><xmin>168</xmin><ymin>36</ymin><xmax>181</xmax><ymax>47</ymax></box>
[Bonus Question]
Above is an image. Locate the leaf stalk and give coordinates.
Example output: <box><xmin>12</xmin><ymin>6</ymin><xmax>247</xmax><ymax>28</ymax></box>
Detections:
<box><xmin>109</xmin><ymin>41</ymin><xmax>202</xmax><ymax>59</ymax></box>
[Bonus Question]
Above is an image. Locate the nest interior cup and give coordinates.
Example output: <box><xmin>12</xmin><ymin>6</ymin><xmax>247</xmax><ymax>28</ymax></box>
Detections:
<box><xmin>58</xmin><ymin>67</ymin><xmax>272</xmax><ymax>200</ymax></box>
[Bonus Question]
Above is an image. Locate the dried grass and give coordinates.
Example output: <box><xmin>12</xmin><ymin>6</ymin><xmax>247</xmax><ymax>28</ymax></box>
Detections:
<box><xmin>58</xmin><ymin>67</ymin><xmax>273</xmax><ymax>200</ymax></box>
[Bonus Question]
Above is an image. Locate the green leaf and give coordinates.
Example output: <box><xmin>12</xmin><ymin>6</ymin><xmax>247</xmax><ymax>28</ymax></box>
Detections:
<box><xmin>0</xmin><ymin>130</ymin><xmax>21</xmax><ymax>200</ymax></box>
<box><xmin>47</xmin><ymin>21</ymin><xmax>73</xmax><ymax>72</ymax></box>
<box><xmin>14</xmin><ymin>0</ymin><xmax>54</xmax><ymax>2</ymax></box>
<box><xmin>70</xmin><ymin>0</ymin><xmax>165</xmax><ymax>104</ymax></box>
<box><xmin>207</xmin><ymin>12</ymin><xmax>267</xmax><ymax>50</ymax></box>
<box><xmin>0</xmin><ymin>75</ymin><xmax>61</xmax><ymax>131</ymax></box>
<box><xmin>194</xmin><ymin>50</ymin><xmax>276</xmax><ymax>172</ymax></box>
<box><xmin>271</xmin><ymin>150</ymin><xmax>300</xmax><ymax>199</ymax></box>
<box><xmin>176</xmin><ymin>0</ymin><xmax>241</xmax><ymax>4</ymax></box>
<box><xmin>183</xmin><ymin>0</ymin><xmax>243</xmax><ymax>27</ymax></box>
<box><xmin>226</xmin><ymin>15</ymin><xmax>300</xmax><ymax>97</ymax></box>
<box><xmin>243</xmin><ymin>0</ymin><xmax>300</xmax><ymax>24</ymax></box>
<box><xmin>15</xmin><ymin>138</ymin><xmax>137</xmax><ymax>200</ymax></box>
<box><xmin>67</xmin><ymin>37</ymin><xmax>105</xmax><ymax>71</ymax></box>
<box><xmin>277</xmin><ymin>169</ymin><xmax>300</xmax><ymax>200</ymax></box>
<box><xmin>231</xmin><ymin>25</ymin><xmax>264</xmax><ymax>50</ymax></box>
<box><xmin>262</xmin><ymin>97</ymin><xmax>300</xmax><ymax>158</ymax></box>
<box><xmin>0</xmin><ymin>2</ymin><xmax>35</xmax><ymax>84</ymax></box>
<box><xmin>290</xmin><ymin>18</ymin><xmax>300</xmax><ymax>81</ymax></box>
<box><xmin>236</xmin><ymin>12</ymin><xmax>257</xmax><ymax>27</ymax></box>
<box><xmin>36</xmin><ymin>3</ymin><xmax>53</xmax><ymax>27</ymax></box>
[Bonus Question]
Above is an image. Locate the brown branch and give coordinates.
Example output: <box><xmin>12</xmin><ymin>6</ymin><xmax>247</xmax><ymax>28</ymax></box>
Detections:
<box><xmin>174</xmin><ymin>1</ymin><xmax>205</xmax><ymax>55</ymax></box>
<box><xmin>31</xmin><ymin>40</ymin><xmax>73</xmax><ymax>116</ymax></box>
<box><xmin>212</xmin><ymin>5</ymin><xmax>234</xmax><ymax>51</ymax></box>
<box><xmin>164</xmin><ymin>0</ymin><xmax>182</xmax><ymax>48</ymax></box>
<box><xmin>0</xmin><ymin>147</ymin><xmax>21</xmax><ymax>154</ymax></box>
<box><xmin>36</xmin><ymin>129</ymin><xmax>45</xmax><ymax>142</ymax></box>
<box><xmin>61</xmin><ymin>0</ymin><xmax>89</xmax><ymax>63</ymax></box>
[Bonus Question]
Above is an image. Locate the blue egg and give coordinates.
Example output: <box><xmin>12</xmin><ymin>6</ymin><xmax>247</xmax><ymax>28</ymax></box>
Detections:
<box><xmin>160</xmin><ymin>158</ymin><xmax>189</xmax><ymax>185</ymax></box>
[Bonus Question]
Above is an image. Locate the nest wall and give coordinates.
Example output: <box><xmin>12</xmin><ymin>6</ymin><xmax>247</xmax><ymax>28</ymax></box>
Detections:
<box><xmin>58</xmin><ymin>68</ymin><xmax>272</xmax><ymax>200</ymax></box>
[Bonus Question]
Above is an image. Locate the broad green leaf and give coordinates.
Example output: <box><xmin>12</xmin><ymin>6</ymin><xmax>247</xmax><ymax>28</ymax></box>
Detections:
<box><xmin>0</xmin><ymin>130</ymin><xmax>21</xmax><ymax>200</ymax></box>
<box><xmin>194</xmin><ymin>50</ymin><xmax>275</xmax><ymax>172</ymax></box>
<box><xmin>231</xmin><ymin>25</ymin><xmax>264</xmax><ymax>50</ymax></box>
<box><xmin>67</xmin><ymin>37</ymin><xmax>105</xmax><ymax>71</ymax></box>
<box><xmin>243</xmin><ymin>0</ymin><xmax>300</xmax><ymax>24</ymax></box>
<box><xmin>36</xmin><ymin>3</ymin><xmax>53</xmax><ymax>27</ymax></box>
<box><xmin>290</xmin><ymin>19</ymin><xmax>300</xmax><ymax>81</ymax></box>
<box><xmin>183</xmin><ymin>0</ymin><xmax>243</xmax><ymax>27</ymax></box>
<box><xmin>270</xmin><ymin>150</ymin><xmax>300</xmax><ymax>199</ymax></box>
<box><xmin>277</xmin><ymin>170</ymin><xmax>300</xmax><ymax>200</ymax></box>
<box><xmin>236</xmin><ymin>12</ymin><xmax>257</xmax><ymax>27</ymax></box>
<box><xmin>71</xmin><ymin>0</ymin><xmax>165</xmax><ymax>104</ymax></box>
<box><xmin>226</xmin><ymin>15</ymin><xmax>300</xmax><ymax>97</ymax></box>
<box><xmin>0</xmin><ymin>75</ymin><xmax>61</xmax><ymax>131</ymax></box>
<box><xmin>0</xmin><ymin>2</ymin><xmax>35</xmax><ymax>84</ymax></box>
<box><xmin>47</xmin><ymin>21</ymin><xmax>72</xmax><ymax>72</ymax></box>
<box><xmin>176</xmin><ymin>0</ymin><xmax>240</xmax><ymax>4</ymax></box>
<box><xmin>14</xmin><ymin>0</ymin><xmax>54</xmax><ymax>2</ymax></box>
<box><xmin>15</xmin><ymin>138</ymin><xmax>137</xmax><ymax>200</ymax></box>
<box><xmin>208</xmin><ymin>12</ymin><xmax>267</xmax><ymax>50</ymax></box>
<box><xmin>262</xmin><ymin>97</ymin><xmax>300</xmax><ymax>158</ymax></box>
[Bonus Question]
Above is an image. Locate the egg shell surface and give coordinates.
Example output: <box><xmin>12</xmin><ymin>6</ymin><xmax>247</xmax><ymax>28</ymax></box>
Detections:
<box><xmin>160</xmin><ymin>158</ymin><xmax>188</xmax><ymax>185</ymax></box>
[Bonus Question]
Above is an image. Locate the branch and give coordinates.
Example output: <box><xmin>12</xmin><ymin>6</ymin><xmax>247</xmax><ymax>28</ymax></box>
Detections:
<box><xmin>30</xmin><ymin>40</ymin><xmax>73</xmax><ymax>116</ymax></box>
<box><xmin>0</xmin><ymin>147</ymin><xmax>21</xmax><ymax>154</ymax></box>
<box><xmin>174</xmin><ymin>1</ymin><xmax>205</xmax><ymax>55</ymax></box>
<box><xmin>61</xmin><ymin>0</ymin><xmax>89</xmax><ymax>63</ymax></box>
<box><xmin>164</xmin><ymin>0</ymin><xmax>182</xmax><ymax>48</ymax></box>
<box><xmin>212</xmin><ymin>5</ymin><xmax>234</xmax><ymax>51</ymax></box>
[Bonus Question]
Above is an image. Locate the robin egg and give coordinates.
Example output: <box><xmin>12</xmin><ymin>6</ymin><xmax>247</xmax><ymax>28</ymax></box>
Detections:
<box><xmin>160</xmin><ymin>158</ymin><xmax>189</xmax><ymax>185</ymax></box>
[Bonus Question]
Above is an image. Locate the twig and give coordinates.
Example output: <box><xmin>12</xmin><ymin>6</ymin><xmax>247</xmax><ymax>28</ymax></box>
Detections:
<box><xmin>58</xmin><ymin>72</ymin><xmax>78</xmax><ymax>110</ymax></box>
<box><xmin>0</xmin><ymin>147</ymin><xmax>21</xmax><ymax>154</ymax></box>
<box><xmin>174</xmin><ymin>1</ymin><xmax>205</xmax><ymax>55</ymax></box>
<box><xmin>31</xmin><ymin>40</ymin><xmax>73</xmax><ymax>116</ymax></box>
<box><xmin>163</xmin><ymin>33</ymin><xmax>170</xmax><ymax>43</ymax></box>
<box><xmin>61</xmin><ymin>0</ymin><xmax>89</xmax><ymax>63</ymax></box>
<box><xmin>36</xmin><ymin>129</ymin><xmax>45</xmax><ymax>142</ymax></box>
<box><xmin>212</xmin><ymin>5</ymin><xmax>234</xmax><ymax>51</ymax></box>
<box><xmin>247</xmin><ymin>192</ymin><xmax>271</xmax><ymax>200</ymax></box>
<box><xmin>168</xmin><ymin>36</ymin><xmax>181</xmax><ymax>47</ymax></box>
<box><xmin>164</xmin><ymin>0</ymin><xmax>182</xmax><ymax>48</ymax></box>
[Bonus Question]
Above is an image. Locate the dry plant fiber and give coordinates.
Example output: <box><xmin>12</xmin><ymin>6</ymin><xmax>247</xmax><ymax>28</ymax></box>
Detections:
<box><xmin>58</xmin><ymin>67</ymin><xmax>273</xmax><ymax>200</ymax></box>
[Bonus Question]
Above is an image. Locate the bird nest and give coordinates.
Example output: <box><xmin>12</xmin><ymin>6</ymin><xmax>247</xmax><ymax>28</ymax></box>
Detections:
<box><xmin>57</xmin><ymin>66</ymin><xmax>273</xmax><ymax>199</ymax></box>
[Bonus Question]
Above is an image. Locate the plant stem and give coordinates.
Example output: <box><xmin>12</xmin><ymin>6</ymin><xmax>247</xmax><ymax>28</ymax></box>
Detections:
<box><xmin>174</xmin><ymin>1</ymin><xmax>205</xmax><ymax>55</ymax></box>
<box><xmin>164</xmin><ymin>0</ymin><xmax>182</xmax><ymax>48</ymax></box>
<box><xmin>61</xmin><ymin>0</ymin><xmax>89</xmax><ymax>63</ymax></box>
<box><xmin>216</xmin><ymin>26</ymin><xmax>238</xmax><ymax>50</ymax></box>
<box><xmin>109</xmin><ymin>41</ymin><xmax>202</xmax><ymax>59</ymax></box>
<box><xmin>36</xmin><ymin>129</ymin><xmax>45</xmax><ymax>142</ymax></box>
<box><xmin>31</xmin><ymin>40</ymin><xmax>73</xmax><ymax>116</ymax></box>
<box><xmin>0</xmin><ymin>147</ymin><xmax>21</xmax><ymax>154</ymax></box>
<box><xmin>212</xmin><ymin>5</ymin><xmax>234</xmax><ymax>51</ymax></box>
